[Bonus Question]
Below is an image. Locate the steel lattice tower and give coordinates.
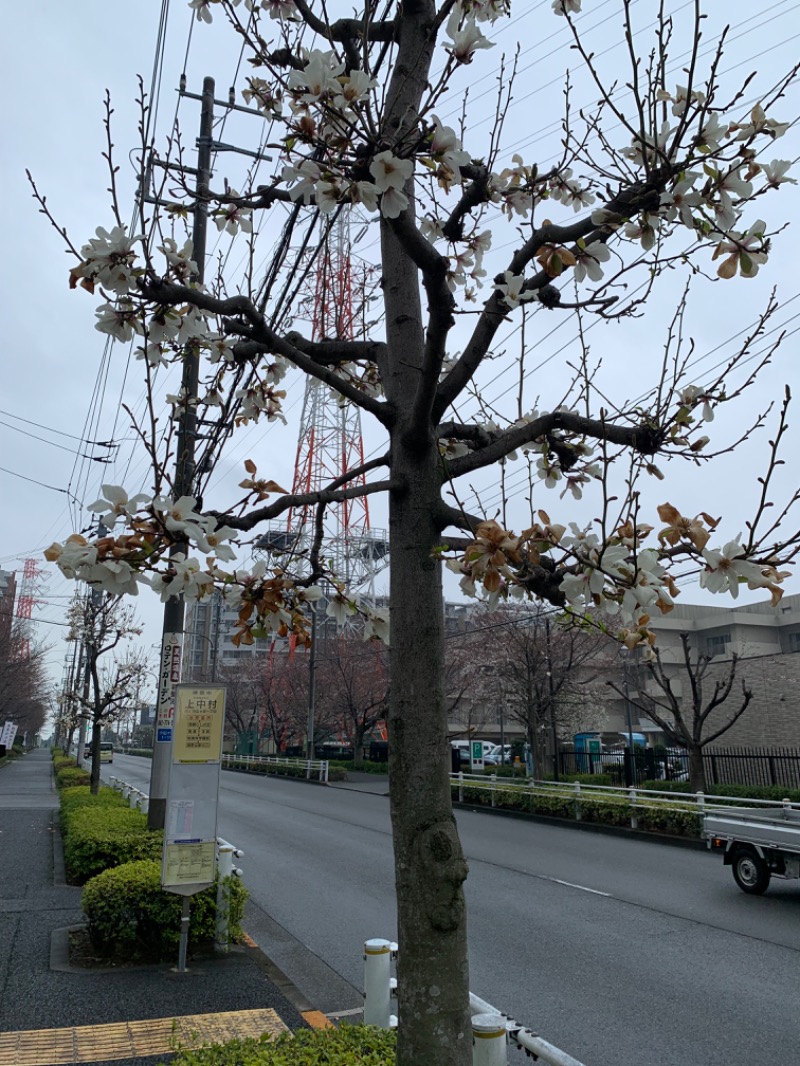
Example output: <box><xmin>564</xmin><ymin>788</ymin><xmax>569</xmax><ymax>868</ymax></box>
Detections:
<box><xmin>278</xmin><ymin>214</ymin><xmax>388</xmax><ymax>591</ymax></box>
<box><xmin>15</xmin><ymin>558</ymin><xmax>44</xmax><ymax>660</ymax></box>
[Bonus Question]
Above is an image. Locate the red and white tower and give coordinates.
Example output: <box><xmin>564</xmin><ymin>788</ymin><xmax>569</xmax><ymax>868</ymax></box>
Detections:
<box><xmin>266</xmin><ymin>213</ymin><xmax>388</xmax><ymax>591</ymax></box>
<box><xmin>15</xmin><ymin>557</ymin><xmax>44</xmax><ymax>659</ymax></box>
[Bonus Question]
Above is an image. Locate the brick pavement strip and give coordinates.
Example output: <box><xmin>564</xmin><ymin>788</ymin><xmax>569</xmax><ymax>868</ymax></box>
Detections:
<box><xmin>0</xmin><ymin>1008</ymin><xmax>288</xmax><ymax>1066</ymax></box>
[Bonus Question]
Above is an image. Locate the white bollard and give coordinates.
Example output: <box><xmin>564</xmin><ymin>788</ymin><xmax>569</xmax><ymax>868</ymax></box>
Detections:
<box><xmin>216</xmin><ymin>845</ymin><xmax>234</xmax><ymax>950</ymax></box>
<box><xmin>364</xmin><ymin>939</ymin><xmax>393</xmax><ymax>1028</ymax></box>
<box><xmin>472</xmin><ymin>1013</ymin><xmax>508</xmax><ymax>1066</ymax></box>
<box><xmin>129</xmin><ymin>790</ymin><xmax>138</xmax><ymax>809</ymax></box>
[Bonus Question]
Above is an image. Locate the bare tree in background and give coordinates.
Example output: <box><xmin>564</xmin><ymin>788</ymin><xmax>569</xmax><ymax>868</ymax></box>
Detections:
<box><xmin>610</xmin><ymin>633</ymin><xmax>753</xmax><ymax>791</ymax></box>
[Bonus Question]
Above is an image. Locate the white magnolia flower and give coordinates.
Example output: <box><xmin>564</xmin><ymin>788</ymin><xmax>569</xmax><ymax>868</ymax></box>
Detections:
<box><xmin>176</xmin><ymin>306</ymin><xmax>210</xmax><ymax>345</ymax></box>
<box><xmin>660</xmin><ymin>171</ymin><xmax>703</xmax><ymax>229</ymax></box>
<box><xmin>213</xmin><ymin>190</ymin><xmax>253</xmax><ymax>235</ymax></box>
<box><xmin>158</xmin><ymin>238</ymin><xmax>198</xmax><ymax>282</ymax></box>
<box><xmin>135</xmin><ymin>342</ymin><xmax>169</xmax><ymax>369</ymax></box>
<box><xmin>332</xmin><ymin>69</ymin><xmax>376</xmax><ymax>111</ymax></box>
<box><xmin>444</xmin><ymin>9</ymin><xmax>495</xmax><ymax>62</ymax></box>
<box><xmin>87</xmin><ymin>485</ymin><xmax>151</xmax><ymax>529</ymax></box>
<box><xmin>730</xmin><ymin>103</ymin><xmax>790</xmax><ymax>142</ymax></box>
<box><xmin>44</xmin><ymin>535</ymin><xmax>98</xmax><ymax>578</ymax></box>
<box><xmin>495</xmin><ymin>271</ymin><xmax>537</xmax><ymax>310</ymax></box>
<box><xmin>94</xmin><ymin>301</ymin><xmax>144</xmax><ymax>343</ymax></box>
<box><xmin>282</xmin><ymin>159</ymin><xmax>323</xmax><ymax>204</ymax></box>
<box><xmin>204</xmin><ymin>332</ymin><xmax>237</xmax><ymax>364</ymax></box>
<box><xmin>153</xmin><ymin>494</ymin><xmax>204</xmax><ymax>535</ymax></box>
<box><xmin>350</xmin><ymin>180</ymin><xmax>380</xmax><ymax>213</ymax></box>
<box><xmin>700</xmin><ymin>539</ymin><xmax>766</xmax><ymax>597</ymax></box>
<box><xmin>427</xmin><ymin>119</ymin><xmax>471</xmax><ymax>180</ymax></box>
<box><xmin>573</xmin><ymin>241</ymin><xmax>611</xmax><ymax>282</ymax></box>
<box><xmin>286</xmin><ymin>50</ymin><xmax>345</xmax><ymax>104</ymax></box>
<box><xmin>326</xmin><ymin>594</ymin><xmax>356</xmax><ymax>626</ymax></box>
<box><xmin>363</xmin><ymin>607</ymin><xmax>390</xmax><ymax>644</ymax></box>
<box><xmin>75</xmin><ymin>225</ymin><xmax>142</xmax><ymax>294</ymax></box>
<box><xmin>713</xmin><ymin>219</ymin><xmax>768</xmax><ymax>278</ymax></box>
<box><xmin>369</xmin><ymin>151</ymin><xmax>413</xmax><ymax>192</ymax></box>
<box><xmin>468</xmin><ymin>0</ymin><xmax>509</xmax><ymax>22</ymax></box>
<box><xmin>242</xmin><ymin>77</ymin><xmax>282</xmax><ymax>116</ymax></box>
<box><xmin>188</xmin><ymin>0</ymin><xmax>215</xmax><ymax>23</ymax></box>
<box><xmin>552</xmin><ymin>0</ymin><xmax>581</xmax><ymax>14</ymax></box>
<box><xmin>83</xmin><ymin>559</ymin><xmax>141</xmax><ymax>596</ymax></box>
<box><xmin>760</xmin><ymin>159</ymin><xmax>796</xmax><ymax>189</ymax></box>
<box><xmin>150</xmin><ymin>554</ymin><xmax>214</xmax><ymax>602</ymax></box>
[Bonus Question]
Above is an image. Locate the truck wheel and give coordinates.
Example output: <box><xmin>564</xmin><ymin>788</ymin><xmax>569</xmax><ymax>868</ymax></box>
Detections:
<box><xmin>732</xmin><ymin>848</ymin><xmax>771</xmax><ymax>895</ymax></box>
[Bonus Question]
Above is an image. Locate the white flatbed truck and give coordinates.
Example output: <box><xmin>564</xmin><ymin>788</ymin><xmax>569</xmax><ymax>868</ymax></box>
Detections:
<box><xmin>704</xmin><ymin>802</ymin><xmax>800</xmax><ymax>894</ymax></box>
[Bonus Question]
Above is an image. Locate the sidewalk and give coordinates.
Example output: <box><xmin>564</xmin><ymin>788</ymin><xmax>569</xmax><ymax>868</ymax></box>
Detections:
<box><xmin>0</xmin><ymin>751</ymin><xmax>316</xmax><ymax>1066</ymax></box>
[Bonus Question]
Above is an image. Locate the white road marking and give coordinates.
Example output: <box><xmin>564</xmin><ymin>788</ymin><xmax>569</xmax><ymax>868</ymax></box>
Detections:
<box><xmin>549</xmin><ymin>878</ymin><xmax>611</xmax><ymax>896</ymax></box>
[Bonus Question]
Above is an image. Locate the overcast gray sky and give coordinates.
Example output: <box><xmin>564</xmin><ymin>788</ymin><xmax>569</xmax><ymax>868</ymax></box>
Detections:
<box><xmin>3</xmin><ymin>1</ymin><xmax>799</xmax><ymax>703</ymax></box>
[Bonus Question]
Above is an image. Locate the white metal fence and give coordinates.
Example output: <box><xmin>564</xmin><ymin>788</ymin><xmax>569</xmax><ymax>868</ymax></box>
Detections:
<box><xmin>451</xmin><ymin>771</ymin><xmax>800</xmax><ymax>830</ymax></box>
<box><xmin>363</xmin><ymin>938</ymin><xmax>588</xmax><ymax>1066</ymax></box>
<box><xmin>222</xmin><ymin>753</ymin><xmax>330</xmax><ymax>782</ymax></box>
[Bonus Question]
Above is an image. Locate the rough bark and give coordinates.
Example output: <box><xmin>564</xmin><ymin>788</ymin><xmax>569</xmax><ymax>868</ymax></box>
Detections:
<box><xmin>687</xmin><ymin>744</ymin><xmax>707</xmax><ymax>793</ymax></box>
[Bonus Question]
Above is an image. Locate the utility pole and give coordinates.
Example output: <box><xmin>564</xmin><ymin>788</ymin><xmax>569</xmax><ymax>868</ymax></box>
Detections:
<box><xmin>149</xmin><ymin>77</ymin><xmax>214</xmax><ymax>829</ymax></box>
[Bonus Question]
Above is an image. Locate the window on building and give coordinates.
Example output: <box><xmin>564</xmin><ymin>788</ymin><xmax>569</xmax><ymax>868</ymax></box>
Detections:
<box><xmin>787</xmin><ymin>631</ymin><xmax>800</xmax><ymax>654</ymax></box>
<box><xmin>706</xmin><ymin>632</ymin><xmax>731</xmax><ymax>657</ymax></box>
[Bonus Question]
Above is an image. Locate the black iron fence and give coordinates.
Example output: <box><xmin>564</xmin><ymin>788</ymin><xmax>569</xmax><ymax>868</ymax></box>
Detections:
<box><xmin>558</xmin><ymin>746</ymin><xmax>800</xmax><ymax>790</ymax></box>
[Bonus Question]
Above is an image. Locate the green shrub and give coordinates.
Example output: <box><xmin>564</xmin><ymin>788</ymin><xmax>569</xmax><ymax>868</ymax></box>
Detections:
<box><xmin>56</xmin><ymin>766</ymin><xmax>91</xmax><ymax>789</ymax></box>
<box><xmin>60</xmin><ymin>785</ymin><xmax>126</xmax><ymax>829</ymax></box>
<box><xmin>635</xmin><ymin>803</ymin><xmax>700</xmax><ymax>837</ymax></box>
<box><xmin>329</xmin><ymin>759</ymin><xmax>389</xmax><ymax>775</ymax></box>
<box><xmin>165</xmin><ymin>1023</ymin><xmax>396</xmax><ymax>1066</ymax></box>
<box><xmin>53</xmin><ymin>755</ymin><xmax>77</xmax><ymax>772</ymax></box>
<box><xmin>639</xmin><ymin>780</ymin><xmax>800</xmax><ymax>803</ymax></box>
<box><xmin>558</xmin><ymin>772</ymin><xmax>614</xmax><ymax>786</ymax></box>
<box><xmin>82</xmin><ymin>859</ymin><xmax>248</xmax><ymax>959</ymax></box>
<box><xmin>63</xmin><ymin>806</ymin><xmax>162</xmax><ymax>883</ymax></box>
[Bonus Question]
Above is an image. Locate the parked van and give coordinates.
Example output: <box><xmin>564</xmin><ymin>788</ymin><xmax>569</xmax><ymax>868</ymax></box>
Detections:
<box><xmin>84</xmin><ymin>742</ymin><xmax>114</xmax><ymax>763</ymax></box>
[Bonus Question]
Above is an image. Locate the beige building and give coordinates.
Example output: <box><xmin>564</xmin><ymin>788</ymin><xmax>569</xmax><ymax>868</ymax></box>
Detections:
<box><xmin>605</xmin><ymin>593</ymin><xmax>800</xmax><ymax>747</ymax></box>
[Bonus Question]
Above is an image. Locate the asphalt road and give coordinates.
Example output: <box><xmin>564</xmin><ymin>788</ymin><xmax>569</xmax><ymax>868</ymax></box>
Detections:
<box><xmin>107</xmin><ymin>756</ymin><xmax>800</xmax><ymax>1066</ymax></box>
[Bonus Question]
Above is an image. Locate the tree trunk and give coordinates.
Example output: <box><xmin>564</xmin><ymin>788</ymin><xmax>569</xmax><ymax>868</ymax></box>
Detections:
<box><xmin>388</xmin><ymin>439</ymin><xmax>471</xmax><ymax>1066</ymax></box>
<box><xmin>353</xmin><ymin>722</ymin><xmax>365</xmax><ymax>769</ymax></box>
<box><xmin>687</xmin><ymin>744</ymin><xmax>707</xmax><ymax>793</ymax></box>
<box><xmin>89</xmin><ymin>720</ymin><xmax>101</xmax><ymax>795</ymax></box>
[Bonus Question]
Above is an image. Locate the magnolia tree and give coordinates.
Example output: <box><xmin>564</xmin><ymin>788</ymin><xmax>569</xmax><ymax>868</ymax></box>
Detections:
<box><xmin>38</xmin><ymin>0</ymin><xmax>800</xmax><ymax>1062</ymax></box>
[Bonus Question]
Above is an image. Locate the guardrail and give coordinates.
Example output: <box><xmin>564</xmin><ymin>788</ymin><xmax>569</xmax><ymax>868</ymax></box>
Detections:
<box><xmin>450</xmin><ymin>772</ymin><xmax>800</xmax><ymax>830</ymax></box>
<box><xmin>363</xmin><ymin>938</ymin><xmax>587</xmax><ymax>1066</ymax></box>
<box><xmin>222</xmin><ymin>753</ymin><xmax>330</xmax><ymax>783</ymax></box>
<box><xmin>108</xmin><ymin>775</ymin><xmax>149</xmax><ymax>813</ymax></box>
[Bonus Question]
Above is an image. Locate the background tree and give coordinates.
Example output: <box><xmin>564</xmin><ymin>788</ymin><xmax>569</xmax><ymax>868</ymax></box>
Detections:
<box><xmin>316</xmin><ymin>635</ymin><xmax>387</xmax><ymax>765</ymax></box>
<box><xmin>0</xmin><ymin>626</ymin><xmax>49</xmax><ymax>741</ymax></box>
<box><xmin>41</xmin><ymin>3</ymin><xmax>800</xmax><ymax>1062</ymax></box>
<box><xmin>467</xmin><ymin>606</ymin><xmax>612</xmax><ymax>774</ymax></box>
<box><xmin>68</xmin><ymin>593</ymin><xmax>145</xmax><ymax>793</ymax></box>
<box><xmin>611</xmin><ymin>633</ymin><xmax>753</xmax><ymax>791</ymax></box>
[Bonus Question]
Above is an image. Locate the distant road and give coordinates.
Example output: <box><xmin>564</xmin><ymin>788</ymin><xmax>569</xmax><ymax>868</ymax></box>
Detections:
<box><xmin>108</xmin><ymin>755</ymin><xmax>800</xmax><ymax>1066</ymax></box>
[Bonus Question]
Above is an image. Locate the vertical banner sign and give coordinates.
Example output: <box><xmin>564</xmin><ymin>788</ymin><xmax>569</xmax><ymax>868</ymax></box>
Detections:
<box><xmin>156</xmin><ymin>633</ymin><xmax>183</xmax><ymax>743</ymax></box>
<box><xmin>161</xmin><ymin>684</ymin><xmax>226</xmax><ymax>896</ymax></box>
<box><xmin>1</xmin><ymin>722</ymin><xmax>17</xmax><ymax>748</ymax></box>
<box><xmin>470</xmin><ymin>740</ymin><xmax>484</xmax><ymax>772</ymax></box>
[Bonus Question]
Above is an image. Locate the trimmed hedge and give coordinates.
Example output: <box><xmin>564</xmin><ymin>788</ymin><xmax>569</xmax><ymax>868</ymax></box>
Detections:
<box><xmin>56</xmin><ymin>766</ymin><xmax>91</xmax><ymax>789</ymax></box>
<box><xmin>60</xmin><ymin>785</ymin><xmax>127</xmax><ymax>827</ymax></box>
<box><xmin>639</xmin><ymin>780</ymin><xmax>800</xmax><ymax>803</ymax></box>
<box><xmin>82</xmin><ymin>859</ymin><xmax>247</xmax><ymax>958</ymax></box>
<box><xmin>455</xmin><ymin>780</ymin><xmax>703</xmax><ymax>838</ymax></box>
<box><xmin>63</xmin><ymin>805</ymin><xmax>163</xmax><ymax>883</ymax></box>
<box><xmin>165</xmin><ymin>1024</ymin><xmax>396</xmax><ymax>1066</ymax></box>
<box><xmin>329</xmin><ymin>760</ymin><xmax>389</xmax><ymax>775</ymax></box>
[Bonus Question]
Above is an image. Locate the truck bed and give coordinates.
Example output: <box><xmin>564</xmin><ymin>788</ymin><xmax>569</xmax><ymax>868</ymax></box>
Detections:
<box><xmin>704</xmin><ymin>806</ymin><xmax>800</xmax><ymax>853</ymax></box>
